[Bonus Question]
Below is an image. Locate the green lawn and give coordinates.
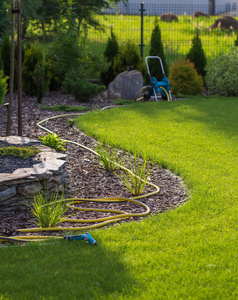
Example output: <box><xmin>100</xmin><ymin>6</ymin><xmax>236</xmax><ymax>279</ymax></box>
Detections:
<box><xmin>1</xmin><ymin>96</ymin><xmax>238</xmax><ymax>299</ymax></box>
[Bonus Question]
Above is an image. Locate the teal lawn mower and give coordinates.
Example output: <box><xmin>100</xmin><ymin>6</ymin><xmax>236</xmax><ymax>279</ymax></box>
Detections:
<box><xmin>136</xmin><ymin>56</ymin><xmax>172</xmax><ymax>102</ymax></box>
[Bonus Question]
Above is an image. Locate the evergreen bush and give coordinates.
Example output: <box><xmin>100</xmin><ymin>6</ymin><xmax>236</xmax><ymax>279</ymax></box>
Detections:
<box><xmin>113</xmin><ymin>40</ymin><xmax>145</xmax><ymax>77</ymax></box>
<box><xmin>0</xmin><ymin>70</ymin><xmax>8</xmax><ymax>107</ymax></box>
<box><xmin>148</xmin><ymin>19</ymin><xmax>169</xmax><ymax>80</ymax></box>
<box><xmin>186</xmin><ymin>29</ymin><xmax>207</xmax><ymax>78</ymax></box>
<box><xmin>100</xmin><ymin>28</ymin><xmax>119</xmax><ymax>88</ymax></box>
<box><xmin>169</xmin><ymin>58</ymin><xmax>203</xmax><ymax>95</ymax></box>
<box><xmin>22</xmin><ymin>44</ymin><xmax>50</xmax><ymax>102</ymax></box>
<box><xmin>206</xmin><ymin>47</ymin><xmax>238</xmax><ymax>96</ymax></box>
<box><xmin>0</xmin><ymin>52</ymin><xmax>3</xmax><ymax>71</ymax></box>
<box><xmin>46</xmin><ymin>32</ymin><xmax>84</xmax><ymax>90</ymax></box>
<box><xmin>1</xmin><ymin>37</ymin><xmax>17</xmax><ymax>90</ymax></box>
<box><xmin>234</xmin><ymin>32</ymin><xmax>238</xmax><ymax>46</ymax></box>
<box><xmin>63</xmin><ymin>76</ymin><xmax>105</xmax><ymax>102</ymax></box>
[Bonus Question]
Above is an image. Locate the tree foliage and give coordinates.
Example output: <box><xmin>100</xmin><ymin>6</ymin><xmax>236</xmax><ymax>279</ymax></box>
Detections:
<box><xmin>186</xmin><ymin>29</ymin><xmax>207</xmax><ymax>78</ymax></box>
<box><xmin>0</xmin><ymin>70</ymin><xmax>8</xmax><ymax>107</ymax></box>
<box><xmin>100</xmin><ymin>28</ymin><xmax>119</xmax><ymax>87</ymax></box>
<box><xmin>0</xmin><ymin>0</ymin><xmax>10</xmax><ymax>46</ymax></box>
<box><xmin>149</xmin><ymin>19</ymin><xmax>169</xmax><ymax>80</ymax></box>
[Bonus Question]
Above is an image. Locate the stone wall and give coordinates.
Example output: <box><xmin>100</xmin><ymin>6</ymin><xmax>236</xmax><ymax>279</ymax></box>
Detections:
<box><xmin>0</xmin><ymin>136</ymin><xmax>67</xmax><ymax>215</ymax></box>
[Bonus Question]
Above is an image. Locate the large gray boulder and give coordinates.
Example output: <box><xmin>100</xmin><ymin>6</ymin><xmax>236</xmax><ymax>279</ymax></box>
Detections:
<box><xmin>106</xmin><ymin>70</ymin><xmax>143</xmax><ymax>100</ymax></box>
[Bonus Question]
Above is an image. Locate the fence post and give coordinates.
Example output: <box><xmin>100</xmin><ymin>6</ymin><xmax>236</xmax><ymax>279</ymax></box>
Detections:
<box><xmin>139</xmin><ymin>2</ymin><xmax>145</xmax><ymax>58</ymax></box>
<box><xmin>209</xmin><ymin>0</ymin><xmax>215</xmax><ymax>15</ymax></box>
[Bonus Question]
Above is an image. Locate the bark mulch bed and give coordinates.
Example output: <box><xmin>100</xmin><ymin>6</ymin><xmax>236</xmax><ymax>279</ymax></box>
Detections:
<box><xmin>0</xmin><ymin>91</ymin><xmax>188</xmax><ymax>238</ymax></box>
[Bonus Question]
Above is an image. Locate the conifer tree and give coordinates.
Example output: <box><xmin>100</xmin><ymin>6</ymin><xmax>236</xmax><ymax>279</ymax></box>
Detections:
<box><xmin>235</xmin><ymin>31</ymin><xmax>238</xmax><ymax>46</ymax></box>
<box><xmin>186</xmin><ymin>29</ymin><xmax>207</xmax><ymax>78</ymax></box>
<box><xmin>149</xmin><ymin>19</ymin><xmax>168</xmax><ymax>80</ymax></box>
<box><xmin>100</xmin><ymin>28</ymin><xmax>119</xmax><ymax>87</ymax></box>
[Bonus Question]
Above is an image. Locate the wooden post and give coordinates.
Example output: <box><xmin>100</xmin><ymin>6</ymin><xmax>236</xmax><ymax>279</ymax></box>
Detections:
<box><xmin>17</xmin><ymin>1</ymin><xmax>22</xmax><ymax>136</ymax></box>
<box><xmin>6</xmin><ymin>0</ymin><xmax>15</xmax><ymax>136</ymax></box>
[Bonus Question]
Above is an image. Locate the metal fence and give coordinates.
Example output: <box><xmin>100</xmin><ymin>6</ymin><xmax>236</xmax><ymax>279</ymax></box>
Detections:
<box><xmin>21</xmin><ymin>1</ymin><xmax>238</xmax><ymax>66</ymax></box>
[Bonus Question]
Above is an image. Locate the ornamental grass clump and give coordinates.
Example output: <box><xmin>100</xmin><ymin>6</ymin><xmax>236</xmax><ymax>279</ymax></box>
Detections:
<box><xmin>95</xmin><ymin>141</ymin><xmax>120</xmax><ymax>171</ymax></box>
<box><xmin>29</xmin><ymin>189</ymin><xmax>68</xmax><ymax>228</ymax></box>
<box><xmin>116</xmin><ymin>154</ymin><xmax>151</xmax><ymax>196</ymax></box>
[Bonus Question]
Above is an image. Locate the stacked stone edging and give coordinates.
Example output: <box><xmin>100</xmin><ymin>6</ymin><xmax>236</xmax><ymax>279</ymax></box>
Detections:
<box><xmin>0</xmin><ymin>136</ymin><xmax>67</xmax><ymax>215</ymax></box>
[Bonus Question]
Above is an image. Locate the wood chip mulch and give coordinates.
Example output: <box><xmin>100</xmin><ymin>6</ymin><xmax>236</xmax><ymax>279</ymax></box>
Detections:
<box><xmin>0</xmin><ymin>91</ymin><xmax>188</xmax><ymax>237</ymax></box>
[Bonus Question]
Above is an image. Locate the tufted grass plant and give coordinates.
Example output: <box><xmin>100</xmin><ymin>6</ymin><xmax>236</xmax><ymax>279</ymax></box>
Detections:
<box><xmin>95</xmin><ymin>141</ymin><xmax>120</xmax><ymax>171</ymax></box>
<box><xmin>115</xmin><ymin>154</ymin><xmax>151</xmax><ymax>196</ymax></box>
<box><xmin>28</xmin><ymin>189</ymin><xmax>68</xmax><ymax>228</ymax></box>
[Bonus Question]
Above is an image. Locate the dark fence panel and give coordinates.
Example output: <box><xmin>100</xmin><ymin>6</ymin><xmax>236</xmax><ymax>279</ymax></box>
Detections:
<box><xmin>20</xmin><ymin>1</ymin><xmax>238</xmax><ymax>67</ymax></box>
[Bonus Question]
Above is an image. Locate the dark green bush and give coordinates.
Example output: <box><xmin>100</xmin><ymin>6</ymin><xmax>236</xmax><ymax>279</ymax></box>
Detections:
<box><xmin>206</xmin><ymin>47</ymin><xmax>238</xmax><ymax>96</ymax></box>
<box><xmin>235</xmin><ymin>31</ymin><xmax>238</xmax><ymax>46</ymax></box>
<box><xmin>100</xmin><ymin>28</ymin><xmax>119</xmax><ymax>87</ymax></box>
<box><xmin>148</xmin><ymin>19</ymin><xmax>169</xmax><ymax>80</ymax></box>
<box><xmin>186</xmin><ymin>29</ymin><xmax>207</xmax><ymax>78</ymax></box>
<box><xmin>113</xmin><ymin>40</ymin><xmax>145</xmax><ymax>76</ymax></box>
<box><xmin>46</xmin><ymin>32</ymin><xmax>85</xmax><ymax>90</ymax></box>
<box><xmin>0</xmin><ymin>70</ymin><xmax>8</xmax><ymax>107</ymax></box>
<box><xmin>1</xmin><ymin>37</ymin><xmax>18</xmax><ymax>90</ymax></box>
<box><xmin>169</xmin><ymin>58</ymin><xmax>203</xmax><ymax>95</ymax></box>
<box><xmin>22</xmin><ymin>44</ymin><xmax>50</xmax><ymax>102</ymax></box>
<box><xmin>0</xmin><ymin>51</ymin><xmax>3</xmax><ymax>71</ymax></box>
<box><xmin>64</xmin><ymin>75</ymin><xmax>105</xmax><ymax>102</ymax></box>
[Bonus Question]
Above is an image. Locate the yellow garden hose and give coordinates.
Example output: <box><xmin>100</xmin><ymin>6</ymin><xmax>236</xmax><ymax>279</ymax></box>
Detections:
<box><xmin>136</xmin><ymin>86</ymin><xmax>170</xmax><ymax>101</ymax></box>
<box><xmin>0</xmin><ymin>109</ymin><xmax>160</xmax><ymax>243</ymax></box>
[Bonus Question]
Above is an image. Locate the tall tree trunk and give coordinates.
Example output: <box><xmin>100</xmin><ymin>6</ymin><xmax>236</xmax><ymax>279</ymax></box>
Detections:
<box><xmin>6</xmin><ymin>0</ymin><xmax>15</xmax><ymax>136</ymax></box>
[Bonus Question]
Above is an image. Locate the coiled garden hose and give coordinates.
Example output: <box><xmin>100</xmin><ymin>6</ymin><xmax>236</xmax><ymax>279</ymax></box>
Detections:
<box><xmin>0</xmin><ymin>109</ymin><xmax>160</xmax><ymax>243</ymax></box>
<box><xmin>135</xmin><ymin>86</ymin><xmax>170</xmax><ymax>101</ymax></box>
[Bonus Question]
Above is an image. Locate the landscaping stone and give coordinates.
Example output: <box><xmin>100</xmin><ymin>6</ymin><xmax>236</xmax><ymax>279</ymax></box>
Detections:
<box><xmin>106</xmin><ymin>70</ymin><xmax>143</xmax><ymax>100</ymax></box>
<box><xmin>0</xmin><ymin>136</ymin><xmax>68</xmax><ymax>215</ymax></box>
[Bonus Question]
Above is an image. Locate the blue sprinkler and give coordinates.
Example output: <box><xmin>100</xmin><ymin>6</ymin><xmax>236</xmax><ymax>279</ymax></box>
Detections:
<box><xmin>64</xmin><ymin>232</ymin><xmax>97</xmax><ymax>245</ymax></box>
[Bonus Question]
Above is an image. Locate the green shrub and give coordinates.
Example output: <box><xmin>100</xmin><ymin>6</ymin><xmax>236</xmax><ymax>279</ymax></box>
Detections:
<box><xmin>38</xmin><ymin>133</ymin><xmax>66</xmax><ymax>151</ymax></box>
<box><xmin>169</xmin><ymin>58</ymin><xmax>203</xmax><ymax>95</ymax></box>
<box><xmin>113</xmin><ymin>40</ymin><xmax>145</xmax><ymax>76</ymax></box>
<box><xmin>46</xmin><ymin>32</ymin><xmax>85</xmax><ymax>89</ymax></box>
<box><xmin>100</xmin><ymin>28</ymin><xmax>119</xmax><ymax>88</ymax></box>
<box><xmin>235</xmin><ymin>31</ymin><xmax>238</xmax><ymax>46</ymax></box>
<box><xmin>148</xmin><ymin>19</ymin><xmax>169</xmax><ymax>80</ymax></box>
<box><xmin>1</xmin><ymin>37</ymin><xmax>18</xmax><ymax>90</ymax></box>
<box><xmin>22</xmin><ymin>44</ymin><xmax>50</xmax><ymax>101</ymax></box>
<box><xmin>63</xmin><ymin>76</ymin><xmax>105</xmax><ymax>102</ymax></box>
<box><xmin>33</xmin><ymin>61</ymin><xmax>51</xmax><ymax>103</ymax></box>
<box><xmin>186</xmin><ymin>29</ymin><xmax>207</xmax><ymax>78</ymax></box>
<box><xmin>0</xmin><ymin>70</ymin><xmax>8</xmax><ymax>107</ymax></box>
<box><xmin>0</xmin><ymin>51</ymin><xmax>3</xmax><ymax>71</ymax></box>
<box><xmin>206</xmin><ymin>47</ymin><xmax>238</xmax><ymax>96</ymax></box>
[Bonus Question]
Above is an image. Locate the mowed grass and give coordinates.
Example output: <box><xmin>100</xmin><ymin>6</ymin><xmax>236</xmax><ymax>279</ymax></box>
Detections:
<box><xmin>1</xmin><ymin>96</ymin><xmax>238</xmax><ymax>299</ymax></box>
